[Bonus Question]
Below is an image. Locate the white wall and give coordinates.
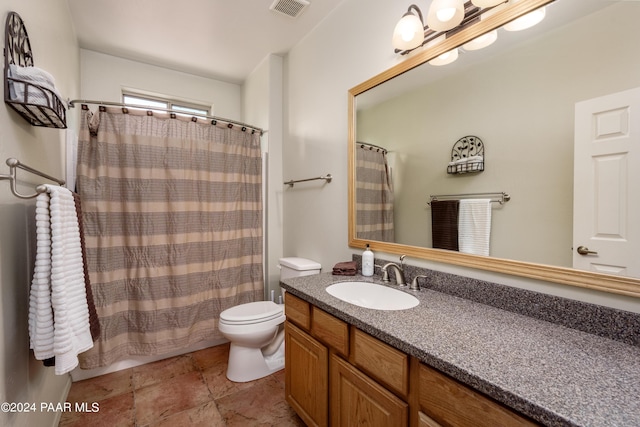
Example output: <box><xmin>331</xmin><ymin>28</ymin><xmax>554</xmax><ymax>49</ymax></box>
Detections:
<box><xmin>243</xmin><ymin>54</ymin><xmax>285</xmax><ymax>299</ymax></box>
<box><xmin>0</xmin><ymin>1</ymin><xmax>80</xmax><ymax>426</ymax></box>
<box><xmin>80</xmin><ymin>49</ymin><xmax>241</xmax><ymax>119</ymax></box>
<box><xmin>283</xmin><ymin>0</ymin><xmax>640</xmax><ymax>313</ymax></box>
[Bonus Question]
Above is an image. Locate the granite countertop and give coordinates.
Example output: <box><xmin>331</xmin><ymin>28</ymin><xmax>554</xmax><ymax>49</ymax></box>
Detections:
<box><xmin>280</xmin><ymin>273</ymin><xmax>640</xmax><ymax>427</ymax></box>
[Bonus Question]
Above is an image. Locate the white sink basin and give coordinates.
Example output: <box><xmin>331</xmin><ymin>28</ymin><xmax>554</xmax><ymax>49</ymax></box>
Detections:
<box><xmin>326</xmin><ymin>281</ymin><xmax>419</xmax><ymax>311</ymax></box>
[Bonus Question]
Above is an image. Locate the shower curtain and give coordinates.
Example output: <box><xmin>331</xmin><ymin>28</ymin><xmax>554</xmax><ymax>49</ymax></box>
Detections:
<box><xmin>355</xmin><ymin>145</ymin><xmax>395</xmax><ymax>242</ymax></box>
<box><xmin>76</xmin><ymin>106</ymin><xmax>263</xmax><ymax>368</ymax></box>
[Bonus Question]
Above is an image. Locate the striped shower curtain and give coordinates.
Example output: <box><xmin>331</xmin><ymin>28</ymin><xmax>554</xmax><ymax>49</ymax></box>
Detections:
<box><xmin>76</xmin><ymin>106</ymin><xmax>263</xmax><ymax>368</ymax></box>
<box><xmin>355</xmin><ymin>144</ymin><xmax>395</xmax><ymax>242</ymax></box>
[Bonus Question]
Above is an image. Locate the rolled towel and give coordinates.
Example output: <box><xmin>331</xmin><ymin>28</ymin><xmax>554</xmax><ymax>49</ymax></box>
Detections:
<box><xmin>8</xmin><ymin>64</ymin><xmax>65</xmax><ymax>106</ymax></box>
<box><xmin>332</xmin><ymin>261</ymin><xmax>357</xmax><ymax>276</ymax></box>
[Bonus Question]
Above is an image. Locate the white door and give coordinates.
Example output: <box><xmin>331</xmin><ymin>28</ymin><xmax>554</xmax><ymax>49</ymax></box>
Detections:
<box><xmin>573</xmin><ymin>87</ymin><xmax>640</xmax><ymax>276</ymax></box>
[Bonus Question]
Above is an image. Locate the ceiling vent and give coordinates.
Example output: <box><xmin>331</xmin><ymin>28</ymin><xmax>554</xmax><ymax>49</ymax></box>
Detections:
<box><xmin>269</xmin><ymin>0</ymin><xmax>310</xmax><ymax>19</ymax></box>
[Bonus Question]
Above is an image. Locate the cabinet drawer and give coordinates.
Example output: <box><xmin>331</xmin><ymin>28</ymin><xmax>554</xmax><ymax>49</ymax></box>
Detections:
<box><xmin>285</xmin><ymin>292</ymin><xmax>311</xmax><ymax>330</ymax></box>
<box><xmin>419</xmin><ymin>363</ymin><xmax>540</xmax><ymax>427</ymax></box>
<box><xmin>311</xmin><ymin>306</ymin><xmax>349</xmax><ymax>357</ymax></box>
<box><xmin>352</xmin><ymin>328</ymin><xmax>409</xmax><ymax>398</ymax></box>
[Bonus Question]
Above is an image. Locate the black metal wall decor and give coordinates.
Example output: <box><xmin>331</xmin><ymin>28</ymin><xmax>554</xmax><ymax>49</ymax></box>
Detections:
<box><xmin>447</xmin><ymin>135</ymin><xmax>484</xmax><ymax>174</ymax></box>
<box><xmin>4</xmin><ymin>11</ymin><xmax>67</xmax><ymax>128</ymax></box>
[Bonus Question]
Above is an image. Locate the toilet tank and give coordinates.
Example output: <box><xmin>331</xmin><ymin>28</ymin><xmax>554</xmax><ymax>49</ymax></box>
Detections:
<box><xmin>279</xmin><ymin>257</ymin><xmax>321</xmax><ymax>280</ymax></box>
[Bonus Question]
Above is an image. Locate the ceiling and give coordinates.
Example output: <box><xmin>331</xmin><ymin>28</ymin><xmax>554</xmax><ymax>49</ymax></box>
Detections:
<box><xmin>66</xmin><ymin>0</ymin><xmax>346</xmax><ymax>84</ymax></box>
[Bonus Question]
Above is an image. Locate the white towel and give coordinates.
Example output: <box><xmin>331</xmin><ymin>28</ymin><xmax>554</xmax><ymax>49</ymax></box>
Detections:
<box><xmin>28</xmin><ymin>185</ymin><xmax>93</xmax><ymax>374</ymax></box>
<box><xmin>8</xmin><ymin>64</ymin><xmax>65</xmax><ymax>106</ymax></box>
<box><xmin>458</xmin><ymin>199</ymin><xmax>491</xmax><ymax>256</ymax></box>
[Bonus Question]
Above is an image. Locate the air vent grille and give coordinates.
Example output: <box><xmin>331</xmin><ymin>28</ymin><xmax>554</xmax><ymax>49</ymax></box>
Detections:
<box><xmin>269</xmin><ymin>0</ymin><xmax>310</xmax><ymax>18</ymax></box>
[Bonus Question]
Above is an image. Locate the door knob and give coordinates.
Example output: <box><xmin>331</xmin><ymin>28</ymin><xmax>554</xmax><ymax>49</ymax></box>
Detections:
<box><xmin>577</xmin><ymin>246</ymin><xmax>598</xmax><ymax>255</ymax></box>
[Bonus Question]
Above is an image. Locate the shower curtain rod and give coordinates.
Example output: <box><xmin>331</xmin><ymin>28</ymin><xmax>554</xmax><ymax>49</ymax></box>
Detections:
<box><xmin>68</xmin><ymin>99</ymin><xmax>265</xmax><ymax>135</ymax></box>
<box><xmin>357</xmin><ymin>141</ymin><xmax>388</xmax><ymax>153</ymax></box>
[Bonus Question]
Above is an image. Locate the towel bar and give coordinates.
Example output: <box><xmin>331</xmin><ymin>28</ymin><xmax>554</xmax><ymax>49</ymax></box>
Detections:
<box><xmin>0</xmin><ymin>157</ymin><xmax>65</xmax><ymax>199</ymax></box>
<box><xmin>428</xmin><ymin>192</ymin><xmax>510</xmax><ymax>206</ymax></box>
<box><xmin>284</xmin><ymin>174</ymin><xmax>332</xmax><ymax>187</ymax></box>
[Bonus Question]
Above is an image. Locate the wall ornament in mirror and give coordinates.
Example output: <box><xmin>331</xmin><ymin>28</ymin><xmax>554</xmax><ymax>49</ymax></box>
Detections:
<box><xmin>447</xmin><ymin>135</ymin><xmax>484</xmax><ymax>174</ymax></box>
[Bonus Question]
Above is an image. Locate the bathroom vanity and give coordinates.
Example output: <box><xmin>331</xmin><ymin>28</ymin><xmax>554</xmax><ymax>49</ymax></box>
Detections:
<box><xmin>281</xmin><ymin>272</ymin><xmax>640</xmax><ymax>427</ymax></box>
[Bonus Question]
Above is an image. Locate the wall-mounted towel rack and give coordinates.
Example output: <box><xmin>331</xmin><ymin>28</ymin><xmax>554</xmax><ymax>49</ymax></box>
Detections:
<box><xmin>429</xmin><ymin>191</ymin><xmax>510</xmax><ymax>205</ymax></box>
<box><xmin>284</xmin><ymin>174</ymin><xmax>332</xmax><ymax>187</ymax></box>
<box><xmin>4</xmin><ymin>12</ymin><xmax>67</xmax><ymax>128</ymax></box>
<box><xmin>0</xmin><ymin>157</ymin><xmax>65</xmax><ymax>199</ymax></box>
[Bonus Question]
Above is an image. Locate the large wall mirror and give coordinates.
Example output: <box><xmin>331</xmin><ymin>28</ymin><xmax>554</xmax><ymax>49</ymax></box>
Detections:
<box><xmin>348</xmin><ymin>0</ymin><xmax>640</xmax><ymax>297</ymax></box>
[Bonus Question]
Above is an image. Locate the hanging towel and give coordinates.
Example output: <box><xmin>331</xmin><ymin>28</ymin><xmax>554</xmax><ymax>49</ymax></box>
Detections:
<box><xmin>28</xmin><ymin>185</ymin><xmax>93</xmax><ymax>375</ymax></box>
<box><xmin>458</xmin><ymin>199</ymin><xmax>492</xmax><ymax>256</ymax></box>
<box><xmin>73</xmin><ymin>192</ymin><xmax>100</xmax><ymax>341</ymax></box>
<box><xmin>431</xmin><ymin>200</ymin><xmax>459</xmax><ymax>251</ymax></box>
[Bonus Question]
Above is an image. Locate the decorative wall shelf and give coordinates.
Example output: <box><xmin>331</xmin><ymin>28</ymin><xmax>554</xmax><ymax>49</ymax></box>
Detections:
<box><xmin>447</xmin><ymin>135</ymin><xmax>484</xmax><ymax>174</ymax></box>
<box><xmin>4</xmin><ymin>11</ymin><xmax>67</xmax><ymax>128</ymax></box>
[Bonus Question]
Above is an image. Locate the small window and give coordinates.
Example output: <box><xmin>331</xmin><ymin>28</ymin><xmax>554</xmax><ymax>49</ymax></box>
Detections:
<box><xmin>122</xmin><ymin>93</ymin><xmax>210</xmax><ymax>117</ymax></box>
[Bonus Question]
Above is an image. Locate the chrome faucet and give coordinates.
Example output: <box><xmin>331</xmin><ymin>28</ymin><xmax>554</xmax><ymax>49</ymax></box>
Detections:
<box><xmin>381</xmin><ymin>262</ymin><xmax>406</xmax><ymax>286</ymax></box>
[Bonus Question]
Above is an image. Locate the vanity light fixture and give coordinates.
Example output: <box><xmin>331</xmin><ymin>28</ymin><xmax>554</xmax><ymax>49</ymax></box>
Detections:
<box><xmin>503</xmin><ymin>0</ymin><xmax>546</xmax><ymax>31</ymax></box>
<box><xmin>426</xmin><ymin>0</ymin><xmax>465</xmax><ymax>32</ymax></box>
<box><xmin>393</xmin><ymin>1</ymin><xmax>504</xmax><ymax>56</ymax></box>
<box><xmin>462</xmin><ymin>0</ymin><xmax>503</xmax><ymax>51</ymax></box>
<box><xmin>393</xmin><ymin>0</ymin><xmax>547</xmax><ymax>59</ymax></box>
<box><xmin>428</xmin><ymin>48</ymin><xmax>459</xmax><ymax>65</ymax></box>
<box><xmin>392</xmin><ymin>5</ymin><xmax>425</xmax><ymax>51</ymax></box>
<box><xmin>471</xmin><ymin>0</ymin><xmax>504</xmax><ymax>7</ymax></box>
<box><xmin>462</xmin><ymin>29</ymin><xmax>497</xmax><ymax>50</ymax></box>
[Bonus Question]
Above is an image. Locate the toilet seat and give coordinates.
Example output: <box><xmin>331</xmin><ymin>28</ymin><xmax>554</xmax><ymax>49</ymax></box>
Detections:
<box><xmin>220</xmin><ymin>301</ymin><xmax>284</xmax><ymax>326</ymax></box>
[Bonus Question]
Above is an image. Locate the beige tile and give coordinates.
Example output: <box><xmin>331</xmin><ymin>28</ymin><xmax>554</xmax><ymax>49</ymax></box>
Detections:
<box><xmin>66</xmin><ymin>368</ymin><xmax>133</xmax><ymax>403</ymax></box>
<box><xmin>59</xmin><ymin>391</ymin><xmax>135</xmax><ymax>427</ymax></box>
<box><xmin>135</xmin><ymin>371</ymin><xmax>212</xmax><ymax>425</ymax></box>
<box><xmin>63</xmin><ymin>342</ymin><xmax>299</xmax><ymax>427</ymax></box>
<box><xmin>200</xmin><ymin>359</ymin><xmax>255</xmax><ymax>400</ymax></box>
<box><xmin>147</xmin><ymin>400</ymin><xmax>225</xmax><ymax>427</ymax></box>
<box><xmin>133</xmin><ymin>354</ymin><xmax>197</xmax><ymax>390</ymax></box>
<box><xmin>190</xmin><ymin>342</ymin><xmax>230</xmax><ymax>371</ymax></box>
<box><xmin>217</xmin><ymin>370</ymin><xmax>303</xmax><ymax>427</ymax></box>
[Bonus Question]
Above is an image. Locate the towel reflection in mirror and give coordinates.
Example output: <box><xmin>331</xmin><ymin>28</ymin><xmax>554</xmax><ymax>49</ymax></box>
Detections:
<box><xmin>431</xmin><ymin>199</ymin><xmax>491</xmax><ymax>256</ymax></box>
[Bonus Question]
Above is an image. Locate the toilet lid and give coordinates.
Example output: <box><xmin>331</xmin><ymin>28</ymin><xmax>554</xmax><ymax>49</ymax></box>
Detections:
<box><xmin>220</xmin><ymin>301</ymin><xmax>284</xmax><ymax>325</ymax></box>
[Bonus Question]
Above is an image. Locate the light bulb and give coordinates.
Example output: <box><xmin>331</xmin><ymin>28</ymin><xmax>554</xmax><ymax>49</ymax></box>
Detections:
<box><xmin>427</xmin><ymin>0</ymin><xmax>464</xmax><ymax>32</ymax></box>
<box><xmin>436</xmin><ymin>7</ymin><xmax>456</xmax><ymax>22</ymax></box>
<box><xmin>429</xmin><ymin>48</ymin><xmax>459</xmax><ymax>66</ymax></box>
<box><xmin>471</xmin><ymin>0</ymin><xmax>505</xmax><ymax>7</ymax></box>
<box><xmin>463</xmin><ymin>30</ymin><xmax>498</xmax><ymax>51</ymax></box>
<box><xmin>393</xmin><ymin>13</ymin><xmax>425</xmax><ymax>50</ymax></box>
<box><xmin>504</xmin><ymin>6</ymin><xmax>546</xmax><ymax>31</ymax></box>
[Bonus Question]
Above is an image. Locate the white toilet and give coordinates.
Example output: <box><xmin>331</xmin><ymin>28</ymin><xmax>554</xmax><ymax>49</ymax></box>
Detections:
<box><xmin>218</xmin><ymin>257</ymin><xmax>321</xmax><ymax>382</ymax></box>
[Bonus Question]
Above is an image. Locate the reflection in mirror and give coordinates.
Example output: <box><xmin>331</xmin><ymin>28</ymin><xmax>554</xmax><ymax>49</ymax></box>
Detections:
<box><xmin>349</xmin><ymin>0</ymin><xmax>640</xmax><ymax>297</ymax></box>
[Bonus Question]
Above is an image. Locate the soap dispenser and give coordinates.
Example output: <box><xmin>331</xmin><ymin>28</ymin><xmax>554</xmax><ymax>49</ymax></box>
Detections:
<box><xmin>362</xmin><ymin>244</ymin><xmax>374</xmax><ymax>276</ymax></box>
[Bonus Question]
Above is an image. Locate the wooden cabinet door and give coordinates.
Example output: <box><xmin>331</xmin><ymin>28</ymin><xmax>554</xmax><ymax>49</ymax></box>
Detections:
<box><xmin>285</xmin><ymin>321</ymin><xmax>328</xmax><ymax>427</ymax></box>
<box><xmin>330</xmin><ymin>353</ymin><xmax>408</xmax><ymax>427</ymax></box>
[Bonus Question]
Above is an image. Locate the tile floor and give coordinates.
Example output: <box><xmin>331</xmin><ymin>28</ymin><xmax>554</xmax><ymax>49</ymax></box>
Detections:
<box><xmin>59</xmin><ymin>343</ymin><xmax>305</xmax><ymax>427</ymax></box>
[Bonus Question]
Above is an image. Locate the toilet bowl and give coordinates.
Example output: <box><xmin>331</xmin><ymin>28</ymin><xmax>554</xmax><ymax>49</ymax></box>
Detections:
<box><xmin>218</xmin><ymin>257</ymin><xmax>321</xmax><ymax>382</ymax></box>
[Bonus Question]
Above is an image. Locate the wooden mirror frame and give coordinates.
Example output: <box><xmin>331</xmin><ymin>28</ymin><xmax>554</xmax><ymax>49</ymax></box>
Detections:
<box><xmin>348</xmin><ymin>0</ymin><xmax>640</xmax><ymax>298</ymax></box>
